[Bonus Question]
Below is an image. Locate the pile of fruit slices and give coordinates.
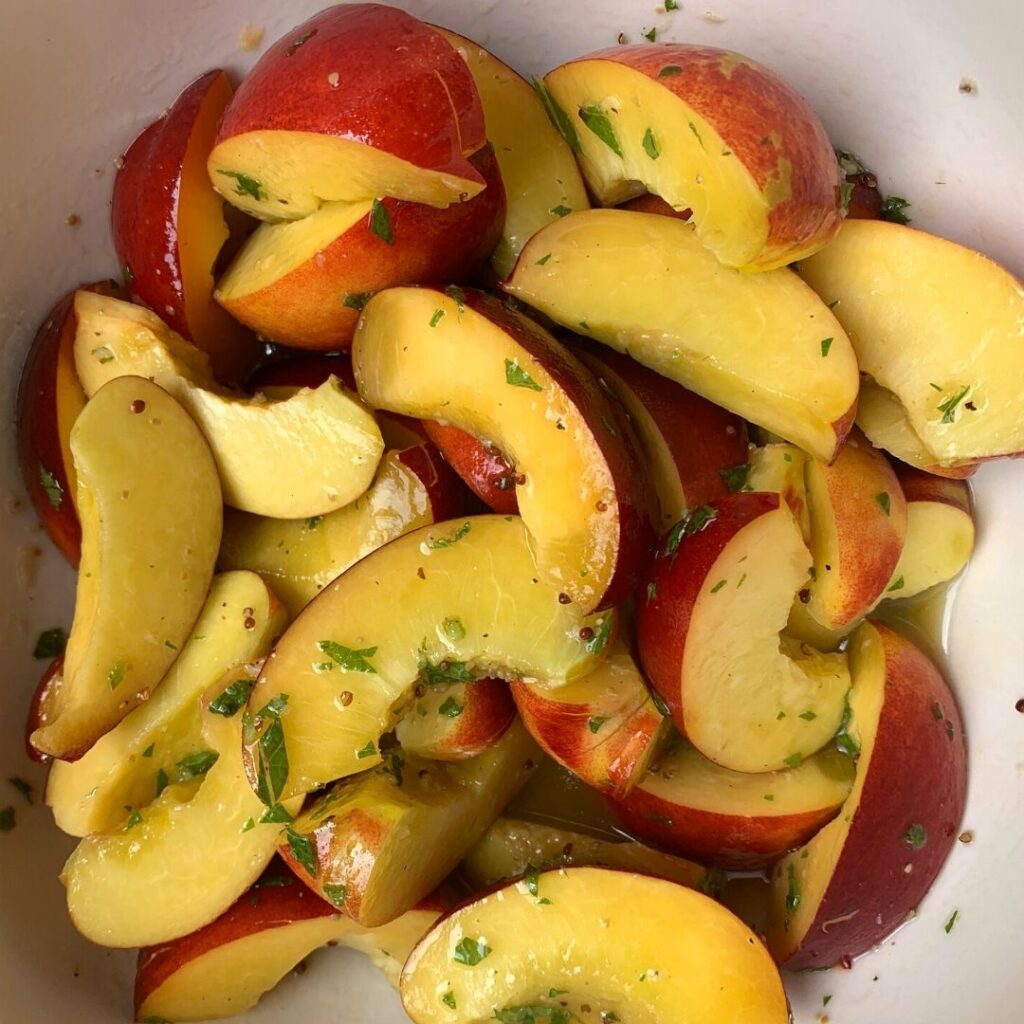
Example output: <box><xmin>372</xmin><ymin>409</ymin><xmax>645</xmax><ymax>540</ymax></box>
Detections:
<box><xmin>15</xmin><ymin>3</ymin><xmax>1021</xmax><ymax>1021</ymax></box>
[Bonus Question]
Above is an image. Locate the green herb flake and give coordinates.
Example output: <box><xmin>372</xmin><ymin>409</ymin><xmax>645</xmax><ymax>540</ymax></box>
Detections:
<box><xmin>505</xmin><ymin>358</ymin><xmax>544</xmax><ymax>392</ymax></box>
<box><xmin>155</xmin><ymin>768</ymin><xmax>169</xmax><ymax>798</ymax></box>
<box><xmin>876</xmin><ymin>491</ymin><xmax>892</xmax><ymax>516</ymax></box>
<box><xmin>420</xmin><ymin>655</ymin><xmax>476</xmax><ymax>686</ymax></box>
<box><xmin>33</xmin><ymin>627</ymin><xmax>67</xmax><ymax>660</ymax></box>
<box><xmin>368</xmin><ymin>198</ymin><xmax>394</xmax><ymax>244</ymax></box>
<box><xmin>323</xmin><ymin>883</ymin><xmax>347</xmax><ymax>908</ymax></box>
<box><xmin>646</xmin><ymin>581</ymin><xmax>658</xmax><ymax>603</ymax></box>
<box><xmin>549</xmin><ymin>989</ymin><xmax>568</xmax><ymax>998</ymax></box>
<box><xmin>799</xmin><ymin>710</ymin><xmax>818</xmax><ymax>722</ymax></box>
<box><xmin>784</xmin><ymin>752</ymin><xmax>804</xmax><ymax>769</ymax></box>
<box><xmin>495</xmin><ymin>1008</ymin><xmax>572</xmax><ymax>1024</ymax></box>
<box><xmin>659</xmin><ymin>65</ymin><xmax>682</xmax><ymax>77</ymax></box>
<box><xmin>639</xmin><ymin>127</ymin><xmax>661</xmax><ymax>161</ymax></box>
<box><xmin>285</xmin><ymin>826</ymin><xmax>317</xmax><ymax>877</ymax></box>
<box><xmin>550</xmin><ymin>204</ymin><xmax>572</xmax><ymax>217</ymax></box>
<box><xmin>108</xmin><ymin>661</ymin><xmax>126</xmax><ymax>690</ymax></box>
<box><xmin>710</xmin><ymin>579</ymin><xmax>728</xmax><ymax>594</ymax></box>
<box><xmin>834</xmin><ymin>690</ymin><xmax>860</xmax><ymax>759</ymax></box>
<box><xmin>650</xmin><ymin>688</ymin><xmax>671</xmax><ymax>719</ymax></box>
<box><xmin>164</xmin><ymin>640</ymin><xmax>178</xmax><ymax>650</ymax></box>
<box><xmin>587</xmin><ymin>716</ymin><xmax>607</xmax><ymax>734</ymax></box>
<box><xmin>720</xmin><ymin>463</ymin><xmax>751</xmax><ymax>492</ymax></box>
<box><xmin>665</xmin><ymin>0</ymin><xmax>680</xmax><ymax>8</ymax></box>
<box><xmin>428</xmin><ymin>522</ymin><xmax>473</xmax><ymax>549</ymax></box>
<box><xmin>453</xmin><ymin>936</ymin><xmax>491</xmax><ymax>966</ymax></box>
<box><xmin>176</xmin><ymin>750</ymin><xmax>219</xmax><ymax>781</ymax></box>
<box><xmin>643</xmin><ymin>26</ymin><xmax>658</xmax><ymax>41</ymax></box>
<box><xmin>944</xmin><ymin>909</ymin><xmax>959</xmax><ymax>934</ymax></box>
<box><xmin>38</xmin><ymin>465</ymin><xmax>63</xmax><ymax>510</ymax></box>
<box><xmin>785</xmin><ymin>862</ymin><xmax>801</xmax><ymax>915</ymax></box>
<box><xmin>217</xmin><ymin>170</ymin><xmax>265</xmax><ymax>202</ymax></box>
<box><xmin>932</xmin><ymin>702</ymin><xmax>945</xmax><ymax>721</ymax></box>
<box><xmin>429</xmin><ymin>308</ymin><xmax>445</xmax><ymax>328</ymax></box>
<box><xmin>442</xmin><ymin>616</ymin><xmax>466</xmax><ymax>641</ymax></box>
<box><xmin>530</xmin><ymin>76</ymin><xmax>582</xmax><ymax>154</ymax></box>
<box><xmin>356</xmin><ymin>740</ymin><xmax>377</xmax><ymax>759</ymax></box>
<box><xmin>387</xmin><ymin>752</ymin><xmax>405</xmax><ymax>786</ymax></box>
<box><xmin>253</xmin><ymin>710</ymin><xmax>290</xmax><ymax>807</ymax></box>
<box><xmin>579</xmin><ymin>105</ymin><xmax>623</xmax><ymax>157</ymax></box>
<box><xmin>824</xmin><ymin>994</ymin><xmax>832</xmax><ymax>1008</ymax></box>
<box><xmin>764</xmin><ymin>793</ymin><xmax>775</xmax><ymax>801</ymax></box>
<box><xmin>125</xmin><ymin>810</ymin><xmax>143</xmax><ymax>831</ymax></box>
<box><xmin>937</xmin><ymin>385</ymin><xmax>970</xmax><ymax>424</ymax></box>
<box><xmin>304</xmin><ymin>515</ymin><xmax>323</xmax><ymax>531</ymax></box>
<box><xmin>839</xmin><ymin>179</ymin><xmax>855</xmax><ymax>213</ymax></box>
<box><xmin>285</xmin><ymin>27</ymin><xmax>317</xmax><ymax>56</ymax></box>
<box><xmin>259</xmin><ymin>803</ymin><xmax>294</xmax><ymax>824</ymax></box>
<box><xmin>583</xmin><ymin>614</ymin><xmax>613</xmax><ymax>656</ymax></box>
<box><xmin>688</xmin><ymin>121</ymin><xmax>706</xmax><ymax>151</ymax></box>
<box><xmin>446</xmin><ymin>285</ymin><xmax>467</xmax><ymax>312</ymax></box>
<box><xmin>241</xmin><ymin>817</ymin><xmax>256</xmax><ymax>833</ymax></box>
<box><xmin>440</xmin><ymin>991</ymin><xmax>457</xmax><ymax>1009</ymax></box>
<box><xmin>664</xmin><ymin>504</ymin><xmax>717</xmax><ymax>554</ymax></box>
<box><xmin>888</xmin><ymin>576</ymin><xmax>906</xmax><ymax>593</ymax></box>
<box><xmin>91</xmin><ymin>345</ymin><xmax>114</xmax><ymax>364</ymax></box>
<box><xmin>535</xmin><ymin>253</ymin><xmax>552</xmax><ymax>266</ymax></box>
<box><xmin>0</xmin><ymin>806</ymin><xmax>14</xmax><ymax>832</ymax></box>
<box><xmin>880</xmin><ymin>196</ymin><xmax>912</xmax><ymax>224</ymax></box>
<box><xmin>343</xmin><ymin>291</ymin><xmax>372</xmax><ymax>311</ymax></box>
<box><xmin>210</xmin><ymin>678</ymin><xmax>254</xmax><ymax>717</ymax></box>
<box><xmin>821</xmin><ymin>337</ymin><xmax>834</xmax><ymax>358</ymax></box>
<box><xmin>439</xmin><ymin>696</ymin><xmax>464</xmax><ymax>718</ymax></box>
<box><xmin>524</xmin><ymin>864</ymin><xmax>541</xmax><ymax>897</ymax></box>
<box><xmin>318</xmin><ymin>641</ymin><xmax>378</xmax><ymax>674</ymax></box>
<box><xmin>8</xmin><ymin>778</ymin><xmax>32</xmax><ymax>805</ymax></box>
<box><xmin>903</xmin><ymin>823</ymin><xmax>928</xmax><ymax>850</ymax></box>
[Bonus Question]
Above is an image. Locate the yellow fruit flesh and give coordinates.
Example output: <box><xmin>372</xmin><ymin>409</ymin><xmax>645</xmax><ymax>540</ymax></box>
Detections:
<box><xmin>892</xmin><ymin>501</ymin><xmax>975</xmax><ymax>599</ymax></box>
<box><xmin>505</xmin><ymin>210</ymin><xmax>857</xmax><ymax>462</ymax></box>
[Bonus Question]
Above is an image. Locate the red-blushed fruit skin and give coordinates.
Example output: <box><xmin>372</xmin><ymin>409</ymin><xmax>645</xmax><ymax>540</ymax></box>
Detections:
<box><xmin>636</xmin><ymin>492</ymin><xmax>780</xmax><ymax>730</ymax></box>
<box><xmin>462</xmin><ymin>289</ymin><xmax>657</xmax><ymax>609</ymax></box>
<box><xmin>509</xmin><ymin>678</ymin><xmax>662</xmax><ymax>799</ymax></box>
<box><xmin>112</xmin><ymin>69</ymin><xmax>257</xmax><ymax>382</ymax></box>
<box><xmin>213</xmin><ymin>5</ymin><xmax>486</xmax><ymax>188</ymax></box>
<box><xmin>25</xmin><ymin>655</ymin><xmax>63</xmax><ymax>765</ymax></box>
<box><xmin>403</xmin><ymin>678</ymin><xmax>517</xmax><ymax>761</ymax></box>
<box><xmin>892</xmin><ymin>462</ymin><xmax>972</xmax><ymax>514</ymax></box>
<box><xmin>393</xmin><ymin>443</ymin><xmax>469</xmax><ymax>526</ymax></box>
<box><xmin>220</xmin><ymin>145</ymin><xmax>506</xmax><ymax>350</ymax></box>
<box><xmin>421</xmin><ymin>420</ymin><xmax>518</xmax><ymax>515</ymax></box>
<box><xmin>17</xmin><ymin>281</ymin><xmax>128</xmax><ymax>566</ymax></box>
<box><xmin>609</xmin><ymin>780</ymin><xmax>842</xmax><ymax>871</ymax></box>
<box><xmin>575</xmin><ymin>342</ymin><xmax>749</xmax><ymax>509</ymax></box>
<box><xmin>782</xmin><ymin>623</ymin><xmax>967</xmax><ymax>970</ymax></box>
<box><xmin>580</xmin><ymin>44</ymin><xmax>843</xmax><ymax>265</ymax></box>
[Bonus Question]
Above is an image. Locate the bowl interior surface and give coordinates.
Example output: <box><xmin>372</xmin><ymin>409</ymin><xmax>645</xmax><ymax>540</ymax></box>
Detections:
<box><xmin>0</xmin><ymin>1</ymin><xmax>1021</xmax><ymax>1022</ymax></box>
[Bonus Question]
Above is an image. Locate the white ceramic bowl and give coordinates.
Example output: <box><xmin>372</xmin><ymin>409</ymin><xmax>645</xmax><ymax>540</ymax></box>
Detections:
<box><xmin>1</xmin><ymin>2</ymin><xmax>1021</xmax><ymax>1021</ymax></box>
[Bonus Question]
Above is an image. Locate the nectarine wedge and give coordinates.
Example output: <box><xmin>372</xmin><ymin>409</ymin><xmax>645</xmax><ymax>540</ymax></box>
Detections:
<box><xmin>31</xmin><ymin>377</ymin><xmax>222</xmax><ymax>761</ymax></box>
<box><xmin>242</xmin><ymin>515</ymin><xmax>614</xmax><ymax>800</ymax></box>
<box><xmin>542</xmin><ymin>44</ymin><xmax>843</xmax><ymax>270</ymax></box>
<box><xmin>505</xmin><ymin>209</ymin><xmax>858</xmax><ymax>462</ymax></box>
<box><xmin>353</xmin><ymin>286</ymin><xmax>654</xmax><ymax>610</ymax></box>
<box><xmin>401</xmin><ymin>867</ymin><xmax>790</xmax><ymax>1023</ymax></box>
<box><xmin>420</xmin><ymin>419</ymin><xmax>518</xmax><ymax>515</ymax></box>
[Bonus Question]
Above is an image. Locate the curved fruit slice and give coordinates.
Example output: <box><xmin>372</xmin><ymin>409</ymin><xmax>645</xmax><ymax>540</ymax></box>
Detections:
<box><xmin>113</xmin><ymin>69</ymin><xmax>258</xmax><ymax>380</ymax></box>
<box><xmin>16</xmin><ymin>282</ymin><xmax>128</xmax><ymax>565</ymax></box>
<box><xmin>279</xmin><ymin>722</ymin><xmax>538</xmax><ymax>926</ymax></box>
<box><xmin>31</xmin><ymin>377</ymin><xmax>222</xmax><ymax>760</ymax></box>
<box><xmin>25</xmin><ymin>655</ymin><xmax>63</xmax><ymax>764</ymax></box>
<box><xmin>800</xmin><ymin>219</ymin><xmax>1024</xmax><ymax>462</ymax></box>
<box><xmin>511</xmin><ymin>639</ymin><xmax>667</xmax><ymax>798</ymax></box>
<box><xmin>401</xmin><ymin>867</ymin><xmax>789</xmax><ymax>1024</ymax></box>
<box><xmin>62</xmin><ymin>693</ymin><xmax>302</xmax><ymax>948</ymax></box>
<box><xmin>505</xmin><ymin>209</ymin><xmax>858</xmax><ymax>462</ymax></box>
<box><xmin>800</xmin><ymin>431</ymin><xmax>907</xmax><ymax>630</ymax></box>
<box><xmin>218</xmin><ymin>444</ymin><xmax>464</xmax><ymax>616</ymax></box>
<box><xmin>577</xmin><ymin>344</ymin><xmax>748</xmax><ymax>530</ymax></box>
<box><xmin>353</xmin><ymin>285</ymin><xmax>654</xmax><ymax>610</ymax></box>
<box><xmin>610</xmin><ymin>733</ymin><xmax>854</xmax><ymax>870</ymax></box>
<box><xmin>542</xmin><ymin>44</ymin><xmax>842</xmax><ymax>270</ymax></box>
<box><xmin>767</xmin><ymin>622</ymin><xmax>967</xmax><ymax>968</ymax></box>
<box><xmin>637</xmin><ymin>493</ymin><xmax>850</xmax><ymax>773</ymax></box>
<box><xmin>435</xmin><ymin>28</ymin><xmax>590</xmax><ymax>278</ymax></box>
<box><xmin>46</xmin><ymin>571</ymin><xmax>286</xmax><ymax>837</ymax></box>
<box><xmin>888</xmin><ymin>466</ymin><xmax>974</xmax><ymax>599</ymax></box>
<box><xmin>395</xmin><ymin>677</ymin><xmax>516</xmax><ymax>760</ymax></box>
<box><xmin>242</xmin><ymin>515</ymin><xmax>613</xmax><ymax>799</ymax></box>
<box><xmin>421</xmin><ymin>420</ymin><xmax>518</xmax><ymax>515</ymax></box>
<box><xmin>748</xmin><ymin>442</ymin><xmax>810</xmax><ymax>538</ymax></box>
<box><xmin>462</xmin><ymin>816</ymin><xmax>709</xmax><ymax>892</ymax></box>
<box><xmin>856</xmin><ymin>378</ymin><xmax>979</xmax><ymax>479</ymax></box>
<box><xmin>135</xmin><ymin>872</ymin><xmax>444</xmax><ymax>1022</ymax></box>
<box><xmin>209</xmin><ymin>6</ymin><xmax>486</xmax><ymax>218</ymax></box>
<box><xmin>74</xmin><ymin>291</ymin><xmax>383</xmax><ymax>518</ymax></box>
<box><xmin>215</xmin><ymin>145</ymin><xmax>505</xmax><ymax>350</ymax></box>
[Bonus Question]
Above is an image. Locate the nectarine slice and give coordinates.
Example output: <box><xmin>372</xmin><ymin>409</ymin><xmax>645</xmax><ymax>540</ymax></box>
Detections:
<box><xmin>505</xmin><ymin>209</ymin><xmax>858</xmax><ymax>462</ymax></box>
<box><xmin>30</xmin><ymin>377</ymin><xmax>221</xmax><ymax>760</ymax></box>
<box><xmin>135</xmin><ymin>873</ymin><xmax>443</xmax><ymax>1021</ymax></box>
<box><xmin>611</xmin><ymin>732</ymin><xmax>854</xmax><ymax>870</ymax></box>
<box><xmin>242</xmin><ymin>515</ymin><xmax>614</xmax><ymax>800</ymax></box>
<box><xmin>279</xmin><ymin>721</ymin><xmax>538</xmax><ymax>927</ymax></box>
<box><xmin>208</xmin><ymin>6</ymin><xmax>487</xmax><ymax>218</ymax></box>
<box><xmin>46</xmin><ymin>571</ymin><xmax>285</xmax><ymax>837</ymax></box>
<box><xmin>435</xmin><ymin>28</ymin><xmax>590</xmax><ymax>278</ymax></box>
<box><xmin>73</xmin><ymin>291</ymin><xmax>383</xmax><ymax>518</ymax></box>
<box><xmin>766</xmin><ymin>622</ymin><xmax>967</xmax><ymax>968</ymax></box>
<box><xmin>542</xmin><ymin>44</ymin><xmax>842</xmax><ymax>270</ymax></box>
<box><xmin>421</xmin><ymin>419</ymin><xmax>518</xmax><ymax>515</ymax></box>
<box><xmin>637</xmin><ymin>493</ymin><xmax>850</xmax><ymax>773</ymax></box>
<box><xmin>510</xmin><ymin>638</ymin><xmax>668</xmax><ymax>798</ymax></box>
<box><xmin>218</xmin><ymin>444</ymin><xmax>463</xmax><ymax>617</ymax></box>
<box><xmin>800</xmin><ymin>219</ymin><xmax>1024</xmax><ymax>462</ymax></box>
<box><xmin>395</xmin><ymin>676</ymin><xmax>516</xmax><ymax>761</ymax></box>
<box><xmin>400</xmin><ymin>867</ymin><xmax>790</xmax><ymax>1023</ymax></box>
<box><xmin>353</xmin><ymin>286</ymin><xmax>654</xmax><ymax>610</ymax></box>
<box><xmin>462</xmin><ymin>816</ymin><xmax>709</xmax><ymax>892</ymax></box>
<box><xmin>748</xmin><ymin>442</ymin><xmax>811</xmax><ymax>538</ymax></box>
<box><xmin>62</xmin><ymin>689</ymin><xmax>301</xmax><ymax>948</ymax></box>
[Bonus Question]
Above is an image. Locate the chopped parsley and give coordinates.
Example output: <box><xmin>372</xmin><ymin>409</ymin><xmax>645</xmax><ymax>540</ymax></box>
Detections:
<box><xmin>944</xmin><ymin>909</ymin><xmax>959</xmax><ymax>934</ymax></box>
<box><xmin>821</xmin><ymin>337</ymin><xmax>834</xmax><ymax>358</ymax></box>
<box><xmin>438</xmin><ymin>696</ymin><xmax>463</xmax><ymax>718</ymax></box>
<box><xmin>209</xmin><ymin>678</ymin><xmax>254</xmax><ymax>717</ymax></box>
<box><xmin>784</xmin><ymin>752</ymin><xmax>804</xmax><ymax>769</ymax></box>
<box><xmin>428</xmin><ymin>521</ymin><xmax>472</xmax><ymax>549</ymax></box>
<box><xmin>33</xmin><ymin>627</ymin><xmax>67</xmax><ymax>660</ymax></box>
<box><xmin>688</xmin><ymin>122</ymin><xmax>706</xmax><ymax>150</ymax></box>
<box><xmin>579</xmin><ymin>105</ymin><xmax>623</xmax><ymax>157</ymax></box>
<box><xmin>155</xmin><ymin>768</ymin><xmax>169</xmax><ymax>797</ymax></box>
<box><xmin>368</xmin><ymin>199</ymin><xmax>394</xmax><ymax>244</ymax></box>
<box><xmin>284</xmin><ymin>826</ymin><xmax>317</xmax><ymax>877</ymax></box>
<box><xmin>445</xmin><ymin>285</ymin><xmax>467</xmax><ymax>312</ymax></box>
<box><xmin>107</xmin><ymin>661</ymin><xmax>125</xmax><ymax>690</ymax></box>
<box><xmin>875</xmin><ymin>491</ymin><xmax>891</xmax><ymax>516</ymax></box>
<box><xmin>419</xmin><ymin>652</ymin><xmax>477</xmax><ymax>686</ymax></box>
<box><xmin>175</xmin><ymin>750</ymin><xmax>219</xmax><ymax>781</ymax></box>
<box><xmin>646</xmin><ymin>581</ymin><xmax>658</xmax><ymax>603</ymax></box>
<box><xmin>38</xmin><ymin>465</ymin><xmax>63</xmax><ymax>510</ymax></box>
<box><xmin>658</xmin><ymin>65</ymin><xmax>682</xmax><ymax>77</ymax></box>
<box><xmin>642</xmin><ymin>127</ymin><xmax>660</xmax><ymax>160</ymax></box>
<box><xmin>887</xmin><ymin>576</ymin><xmax>905</xmax><ymax>593</ymax></box>
<box><xmin>719</xmin><ymin>463</ymin><xmax>750</xmax><ymax>492</ymax></box>
<box><xmin>550</xmin><ymin>204</ymin><xmax>572</xmax><ymax>217</ymax></box>
<box><xmin>91</xmin><ymin>346</ymin><xmax>114</xmax><ymax>364</ymax></box>
<box><xmin>785</xmin><ymin>862</ymin><xmax>801</xmax><ymax>915</ymax></box>
<box><xmin>583</xmin><ymin>615</ymin><xmax>613</xmax><ymax>656</ymax></box>
<box><xmin>343</xmin><ymin>291</ymin><xmax>372</xmax><ymax>311</ymax></box>
<box><xmin>442</xmin><ymin>991</ymin><xmax>457</xmax><ymax>1009</ymax></box>
<box><xmin>504</xmin><ymin>358</ymin><xmax>543</xmax><ymax>392</ymax></box>
<box><xmin>260</xmin><ymin>803</ymin><xmax>294</xmax><ymax>824</ymax></box>
<box><xmin>643</xmin><ymin>27</ymin><xmax>657</xmax><ymax>41</ymax></box>
<box><xmin>665</xmin><ymin>0</ymin><xmax>680</xmax><ymax>8</ymax></box>
<box><xmin>903</xmin><ymin>823</ymin><xmax>928</xmax><ymax>850</ymax></box>
<box><xmin>834</xmin><ymin>690</ymin><xmax>860</xmax><ymax>759</ymax></box>
<box><xmin>535</xmin><ymin>253</ymin><xmax>552</xmax><ymax>266</ymax></box>
<box><xmin>387</xmin><ymin>752</ymin><xmax>405</xmax><ymax>786</ymax></box>
<box><xmin>710</xmin><ymin>579</ymin><xmax>728</xmax><ymax>594</ymax></box>
<box><xmin>442</xmin><ymin>617</ymin><xmax>466</xmax><ymax>641</ymax></box>
<box><xmin>799</xmin><ymin>710</ymin><xmax>818</xmax><ymax>722</ymax></box>
<box><xmin>880</xmin><ymin>196</ymin><xmax>912</xmax><ymax>224</ymax></box>
<box><xmin>356</xmin><ymin>740</ymin><xmax>377</xmax><ymax>759</ymax></box>
<box><xmin>323</xmin><ymin>883</ymin><xmax>347</xmax><ymax>908</ymax></box>
<box><xmin>318</xmin><ymin>641</ymin><xmax>378</xmax><ymax>673</ymax></box>
<box><xmin>937</xmin><ymin>385</ymin><xmax>970</xmax><ymax>424</ymax></box>
<box><xmin>125</xmin><ymin>811</ymin><xmax>143</xmax><ymax>830</ymax></box>
<box><xmin>523</xmin><ymin>864</ymin><xmax>541</xmax><ymax>897</ymax></box>
<box><xmin>530</xmin><ymin>76</ymin><xmax>582</xmax><ymax>154</ymax></box>
<box><xmin>664</xmin><ymin>504</ymin><xmax>717</xmax><ymax>554</ymax></box>
<box><xmin>217</xmin><ymin>170</ymin><xmax>265</xmax><ymax>202</ymax></box>
<box><xmin>495</xmin><ymin>1009</ymin><xmax>572</xmax><ymax>1024</ymax></box>
<box><xmin>587</xmin><ymin>716</ymin><xmax>607</xmax><ymax>734</ymax></box>
<box><xmin>241</xmin><ymin>817</ymin><xmax>255</xmax><ymax>833</ymax></box>
<box><xmin>429</xmin><ymin>308</ymin><xmax>445</xmax><ymax>328</ymax></box>
<box><xmin>247</xmin><ymin>694</ymin><xmax>290</xmax><ymax>806</ymax></box>
<box><xmin>453</xmin><ymin>936</ymin><xmax>491</xmax><ymax>966</ymax></box>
